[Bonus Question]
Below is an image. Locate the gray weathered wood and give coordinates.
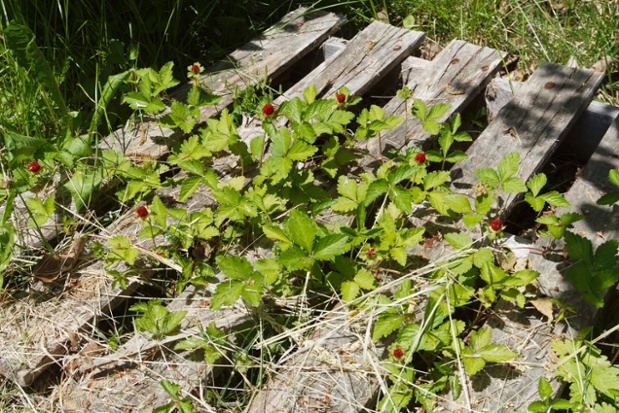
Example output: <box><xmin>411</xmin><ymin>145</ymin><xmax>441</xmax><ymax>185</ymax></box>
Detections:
<box><xmin>276</xmin><ymin>21</ymin><xmax>424</xmax><ymax>103</ymax></box>
<box><xmin>452</xmin><ymin>63</ymin><xmax>605</xmax><ymax>216</ymax></box>
<box><xmin>244</xmin><ymin>41</ymin><xmax>506</xmax><ymax>413</ymax></box>
<box><xmin>59</xmin><ymin>285</ymin><xmax>249</xmax><ymax>413</ymax></box>
<box><xmin>486</xmin><ymin>77</ymin><xmax>619</xmax><ymax>162</ymax></box>
<box><xmin>441</xmin><ymin>111</ymin><xmax>619</xmax><ymax>413</ymax></box>
<box><xmin>0</xmin><ymin>8</ymin><xmax>343</xmax><ymax>387</ymax></box>
<box><xmin>358</xmin><ymin>39</ymin><xmax>506</xmax><ymax>167</ymax></box>
<box><xmin>105</xmin><ymin>8</ymin><xmax>345</xmax><ymax>159</ymax></box>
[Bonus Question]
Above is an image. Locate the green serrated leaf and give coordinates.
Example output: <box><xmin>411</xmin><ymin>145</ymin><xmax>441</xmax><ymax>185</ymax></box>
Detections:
<box><xmin>427</xmin><ymin>102</ymin><xmax>452</xmax><ymax>120</ymax></box>
<box><xmin>527</xmin><ymin>173</ymin><xmax>547</xmax><ymax>197</ymax></box>
<box><xmin>480</xmin><ymin>343</ymin><xmax>518</xmax><ymax>362</ymax></box>
<box><xmin>422</xmin><ymin>119</ymin><xmax>440</xmax><ymax>135</ymax></box>
<box><xmin>341</xmin><ymin>280</ymin><xmax>360</xmax><ymax>301</ymax></box>
<box><xmin>538</xmin><ymin>376</ymin><xmax>553</xmax><ymax>400</ymax></box>
<box><xmin>412</xmin><ymin>98</ymin><xmax>427</xmax><ymax>121</ymax></box>
<box><xmin>470</xmin><ymin>327</ymin><xmax>492</xmax><ymax>351</ymax></box>
<box><xmin>372</xmin><ymin>315</ymin><xmax>404</xmax><ymax>340</ymax></box>
<box><xmin>444</xmin><ymin>232</ymin><xmax>473</xmax><ymax>249</ymax></box>
<box><xmin>303</xmin><ymin>84</ymin><xmax>317</xmax><ymax>104</ymax></box>
<box><xmin>525</xmin><ymin>193</ymin><xmax>546</xmax><ymax>212</ymax></box>
<box><xmin>364</xmin><ymin>179</ymin><xmax>389</xmax><ymax>206</ymax></box>
<box><xmin>390</xmin><ymin>246</ymin><xmax>407</xmax><ymax>266</ymax></box>
<box><xmin>498</xmin><ymin>152</ymin><xmax>520</xmax><ymax>180</ymax></box>
<box><xmin>540</xmin><ymin>191</ymin><xmax>571</xmax><ymax>208</ymax></box>
<box><xmin>389</xmin><ymin>186</ymin><xmax>412</xmax><ymax>213</ymax></box>
<box><xmin>501</xmin><ymin>177</ymin><xmax>526</xmax><ymax>193</ymax></box>
<box><xmin>163</xmin><ymin>310</ymin><xmax>187</xmax><ymax>335</ymax></box>
<box><xmin>210</xmin><ymin>280</ymin><xmax>244</xmax><ymax>310</ymax></box>
<box><xmin>597</xmin><ymin>192</ymin><xmax>619</xmax><ymax>206</ymax></box>
<box><xmin>461</xmin><ymin>347</ymin><xmax>486</xmax><ymax>375</ymax></box>
<box><xmin>160</xmin><ymin>379</ymin><xmax>180</xmax><ymax>398</ymax></box>
<box><xmin>445</xmin><ymin>194</ymin><xmax>472</xmax><ymax>213</ymax></box>
<box><xmin>216</xmin><ymin>255</ymin><xmax>253</xmax><ymax>280</ymax></box>
<box><xmin>475</xmin><ymin>168</ymin><xmax>500</xmax><ymax>186</ymax></box>
<box><xmin>313</xmin><ymin>234</ymin><xmax>349</xmax><ymax>260</ymax></box>
<box><xmin>278</xmin><ymin>246</ymin><xmax>314</xmax><ymax>271</ymax></box>
<box><xmin>178</xmin><ymin>176</ymin><xmax>202</xmax><ymax>202</ymax></box>
<box><xmin>424</xmin><ymin>170</ymin><xmax>450</xmax><ymax>191</ymax></box>
<box><xmin>284</xmin><ymin>210</ymin><xmax>316</xmax><ymax>252</ymax></box>
<box><xmin>355</xmin><ymin>269</ymin><xmax>376</xmax><ymax>290</ymax></box>
<box><xmin>565</xmin><ymin>231</ymin><xmax>594</xmax><ymax>265</ymax></box>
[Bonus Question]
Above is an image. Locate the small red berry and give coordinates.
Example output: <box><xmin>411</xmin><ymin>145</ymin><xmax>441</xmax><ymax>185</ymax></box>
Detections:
<box><xmin>136</xmin><ymin>205</ymin><xmax>149</xmax><ymax>218</ymax></box>
<box><xmin>393</xmin><ymin>348</ymin><xmax>404</xmax><ymax>359</ymax></box>
<box><xmin>262</xmin><ymin>103</ymin><xmax>275</xmax><ymax>116</ymax></box>
<box><xmin>336</xmin><ymin>93</ymin><xmax>346</xmax><ymax>103</ymax></box>
<box><xmin>191</xmin><ymin>64</ymin><xmax>200</xmax><ymax>74</ymax></box>
<box><xmin>415</xmin><ymin>152</ymin><xmax>426</xmax><ymax>163</ymax></box>
<box><xmin>366</xmin><ymin>248</ymin><xmax>376</xmax><ymax>259</ymax></box>
<box><xmin>490</xmin><ymin>218</ymin><xmax>502</xmax><ymax>231</ymax></box>
<box><xmin>28</xmin><ymin>160</ymin><xmax>41</xmax><ymax>173</ymax></box>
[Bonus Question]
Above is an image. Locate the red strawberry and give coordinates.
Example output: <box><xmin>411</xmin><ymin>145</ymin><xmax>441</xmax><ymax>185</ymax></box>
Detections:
<box><xmin>28</xmin><ymin>160</ymin><xmax>41</xmax><ymax>173</ymax></box>
<box><xmin>415</xmin><ymin>152</ymin><xmax>426</xmax><ymax>163</ymax></box>
<box><xmin>262</xmin><ymin>103</ymin><xmax>275</xmax><ymax>116</ymax></box>
<box><xmin>490</xmin><ymin>218</ymin><xmax>502</xmax><ymax>231</ymax></box>
<box><xmin>136</xmin><ymin>205</ymin><xmax>149</xmax><ymax>218</ymax></box>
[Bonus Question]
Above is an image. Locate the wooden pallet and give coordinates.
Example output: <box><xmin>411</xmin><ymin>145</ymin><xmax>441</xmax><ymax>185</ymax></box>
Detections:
<box><xmin>1</xmin><ymin>7</ymin><xmax>617</xmax><ymax>413</ymax></box>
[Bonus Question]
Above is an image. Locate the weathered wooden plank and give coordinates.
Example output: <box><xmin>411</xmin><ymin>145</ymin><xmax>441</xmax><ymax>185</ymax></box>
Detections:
<box><xmin>0</xmin><ymin>8</ymin><xmax>343</xmax><ymax>387</ymax></box>
<box><xmin>59</xmin><ymin>284</ymin><xmax>249</xmax><ymax>413</ymax></box>
<box><xmin>105</xmin><ymin>8</ymin><xmax>345</xmax><ymax>159</ymax></box>
<box><xmin>276</xmin><ymin>21</ymin><xmax>424</xmax><ymax>102</ymax></box>
<box><xmin>358</xmin><ymin>39</ymin><xmax>506</xmax><ymax>166</ymax></box>
<box><xmin>3</xmin><ymin>8</ymin><xmax>345</xmax><ymax>271</ymax></box>
<box><xmin>485</xmin><ymin>77</ymin><xmax>619</xmax><ymax>162</ymax></box>
<box><xmin>244</xmin><ymin>41</ymin><xmax>506</xmax><ymax>413</ymax></box>
<box><xmin>451</xmin><ymin>63</ymin><xmax>605</xmax><ymax>215</ymax></box>
<box><xmin>441</xmin><ymin>112</ymin><xmax>619</xmax><ymax>413</ymax></box>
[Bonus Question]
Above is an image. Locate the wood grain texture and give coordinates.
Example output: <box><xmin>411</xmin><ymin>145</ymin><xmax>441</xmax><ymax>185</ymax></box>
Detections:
<box><xmin>60</xmin><ymin>285</ymin><xmax>249</xmax><ymax>413</ymax></box>
<box><xmin>440</xmin><ymin>73</ymin><xmax>613</xmax><ymax>413</ymax></box>
<box><xmin>451</xmin><ymin>63</ymin><xmax>605</xmax><ymax>216</ymax></box>
<box><xmin>244</xmin><ymin>41</ymin><xmax>505</xmax><ymax>413</ymax></box>
<box><xmin>358</xmin><ymin>40</ymin><xmax>506</xmax><ymax>167</ymax></box>
<box><xmin>104</xmin><ymin>8</ymin><xmax>345</xmax><ymax>159</ymax></box>
<box><xmin>276</xmin><ymin>21</ymin><xmax>424</xmax><ymax>102</ymax></box>
<box><xmin>0</xmin><ymin>8</ymin><xmax>342</xmax><ymax>388</ymax></box>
